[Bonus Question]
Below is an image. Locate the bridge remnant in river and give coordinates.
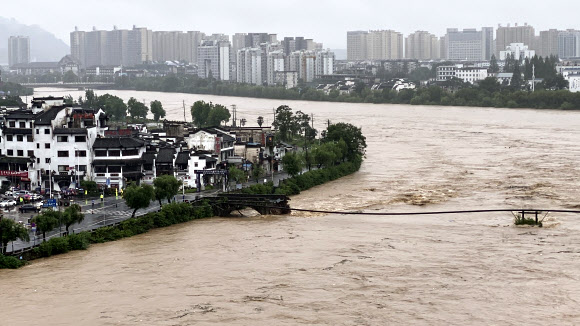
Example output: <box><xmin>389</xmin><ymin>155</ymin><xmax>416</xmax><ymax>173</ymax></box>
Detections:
<box><xmin>193</xmin><ymin>193</ymin><xmax>291</xmax><ymax>216</ymax></box>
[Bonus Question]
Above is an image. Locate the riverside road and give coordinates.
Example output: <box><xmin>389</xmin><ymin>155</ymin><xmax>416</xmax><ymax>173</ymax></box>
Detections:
<box><xmin>3</xmin><ymin>172</ymin><xmax>290</xmax><ymax>254</ymax></box>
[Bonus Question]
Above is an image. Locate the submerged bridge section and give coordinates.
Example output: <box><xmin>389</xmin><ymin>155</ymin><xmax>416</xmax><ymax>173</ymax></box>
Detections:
<box><xmin>196</xmin><ymin>193</ymin><xmax>291</xmax><ymax>216</ymax></box>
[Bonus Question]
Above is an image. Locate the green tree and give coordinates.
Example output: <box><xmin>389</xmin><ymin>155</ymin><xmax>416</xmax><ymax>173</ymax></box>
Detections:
<box><xmin>257</xmin><ymin>116</ymin><xmax>264</xmax><ymax>127</ymax></box>
<box><xmin>97</xmin><ymin>94</ymin><xmax>127</xmax><ymax>121</ymax></box>
<box><xmin>32</xmin><ymin>210</ymin><xmax>61</xmax><ymax>242</ymax></box>
<box><xmin>324</xmin><ymin>123</ymin><xmax>367</xmax><ymax>160</ymax></box>
<box><xmin>61</xmin><ymin>204</ymin><xmax>84</xmax><ymax>234</ymax></box>
<box><xmin>489</xmin><ymin>54</ymin><xmax>500</xmax><ymax>73</ymax></box>
<box><xmin>479</xmin><ymin>77</ymin><xmax>501</xmax><ymax>94</ymax></box>
<box><xmin>0</xmin><ymin>218</ymin><xmax>30</xmax><ymax>254</ymax></box>
<box><xmin>190</xmin><ymin>101</ymin><xmax>230</xmax><ymax>127</ymax></box>
<box><xmin>127</xmin><ymin>97</ymin><xmax>149</xmax><ymax>120</ymax></box>
<box><xmin>272</xmin><ymin>105</ymin><xmax>294</xmax><ymax>141</ymax></box>
<box><xmin>252</xmin><ymin>165</ymin><xmax>265</xmax><ymax>183</ymax></box>
<box><xmin>228</xmin><ymin>166</ymin><xmax>246</xmax><ymax>184</ymax></box>
<box><xmin>123</xmin><ymin>184</ymin><xmax>155</xmax><ymax>218</ymax></box>
<box><xmin>82</xmin><ymin>89</ymin><xmax>98</xmax><ymax>109</ymax></box>
<box><xmin>63</xmin><ymin>70</ymin><xmax>78</xmax><ymax>83</ymax></box>
<box><xmin>282</xmin><ymin>152</ymin><xmax>304</xmax><ymax>177</ymax></box>
<box><xmin>153</xmin><ymin>175</ymin><xmax>182</xmax><ymax>205</ymax></box>
<box><xmin>511</xmin><ymin>63</ymin><xmax>522</xmax><ymax>90</ymax></box>
<box><xmin>150</xmin><ymin>100</ymin><xmax>166</xmax><ymax>121</ymax></box>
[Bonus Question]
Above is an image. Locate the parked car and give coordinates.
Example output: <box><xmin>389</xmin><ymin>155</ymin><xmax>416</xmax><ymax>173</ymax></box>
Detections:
<box><xmin>0</xmin><ymin>199</ymin><xmax>16</xmax><ymax>208</ymax></box>
<box><xmin>35</xmin><ymin>201</ymin><xmax>44</xmax><ymax>209</ymax></box>
<box><xmin>19</xmin><ymin>204</ymin><xmax>40</xmax><ymax>213</ymax></box>
<box><xmin>31</xmin><ymin>193</ymin><xmax>43</xmax><ymax>201</ymax></box>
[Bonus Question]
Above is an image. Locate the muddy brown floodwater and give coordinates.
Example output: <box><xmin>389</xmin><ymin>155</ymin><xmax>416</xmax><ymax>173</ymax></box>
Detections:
<box><xmin>2</xmin><ymin>89</ymin><xmax>580</xmax><ymax>325</ymax></box>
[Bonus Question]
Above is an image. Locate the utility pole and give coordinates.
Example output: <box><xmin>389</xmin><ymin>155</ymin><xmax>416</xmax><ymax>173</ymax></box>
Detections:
<box><xmin>231</xmin><ymin>105</ymin><xmax>237</xmax><ymax>127</ymax></box>
<box><xmin>183</xmin><ymin>100</ymin><xmax>187</xmax><ymax>122</ymax></box>
<box><xmin>532</xmin><ymin>64</ymin><xmax>535</xmax><ymax>92</ymax></box>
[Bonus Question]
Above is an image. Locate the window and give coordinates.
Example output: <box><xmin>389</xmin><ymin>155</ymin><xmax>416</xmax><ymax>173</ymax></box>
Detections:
<box><xmin>37</xmin><ymin>158</ymin><xmax>40</xmax><ymax>164</ymax></box>
<box><xmin>75</xmin><ymin>150</ymin><xmax>87</xmax><ymax>157</ymax></box>
<box><xmin>9</xmin><ymin>121</ymin><xmax>15</xmax><ymax>127</ymax></box>
<box><xmin>7</xmin><ymin>135</ymin><xmax>13</xmax><ymax>141</ymax></box>
<box><xmin>108</xmin><ymin>150</ymin><xmax>120</xmax><ymax>157</ymax></box>
<box><xmin>75</xmin><ymin>136</ymin><xmax>86</xmax><ymax>142</ymax></box>
<box><xmin>194</xmin><ymin>162</ymin><xmax>198</xmax><ymax>167</ymax></box>
<box><xmin>19</xmin><ymin>122</ymin><xmax>25</xmax><ymax>128</ymax></box>
<box><xmin>7</xmin><ymin>150</ymin><xmax>13</xmax><ymax>156</ymax></box>
<box><xmin>78</xmin><ymin>165</ymin><xmax>87</xmax><ymax>172</ymax></box>
<box><xmin>16</xmin><ymin>135</ymin><xmax>23</xmax><ymax>142</ymax></box>
<box><xmin>36</xmin><ymin>143</ymin><xmax>40</xmax><ymax>149</ymax></box>
<box><xmin>123</xmin><ymin>149</ymin><xmax>138</xmax><ymax>156</ymax></box>
<box><xmin>58</xmin><ymin>165</ymin><xmax>68</xmax><ymax>172</ymax></box>
<box><xmin>17</xmin><ymin>150</ymin><xmax>23</xmax><ymax>157</ymax></box>
<box><xmin>57</xmin><ymin>136</ymin><xmax>68</xmax><ymax>142</ymax></box>
<box><xmin>36</xmin><ymin>129</ymin><xmax>39</xmax><ymax>134</ymax></box>
<box><xmin>95</xmin><ymin>166</ymin><xmax>106</xmax><ymax>173</ymax></box>
<box><xmin>27</xmin><ymin>150</ymin><xmax>34</xmax><ymax>157</ymax></box>
<box><xmin>95</xmin><ymin>150</ymin><xmax>107</xmax><ymax>157</ymax></box>
<box><xmin>27</xmin><ymin>135</ymin><xmax>33</xmax><ymax>142</ymax></box>
<box><xmin>57</xmin><ymin>151</ymin><xmax>69</xmax><ymax>157</ymax></box>
<box><xmin>45</xmin><ymin>143</ymin><xmax>50</xmax><ymax>149</ymax></box>
<box><xmin>108</xmin><ymin>166</ymin><xmax>122</xmax><ymax>173</ymax></box>
<box><xmin>45</xmin><ymin>158</ymin><xmax>51</xmax><ymax>164</ymax></box>
<box><xmin>44</xmin><ymin>129</ymin><xmax>50</xmax><ymax>135</ymax></box>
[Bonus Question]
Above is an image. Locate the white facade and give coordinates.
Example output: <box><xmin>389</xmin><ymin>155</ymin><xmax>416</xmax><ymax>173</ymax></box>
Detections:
<box><xmin>499</xmin><ymin>43</ymin><xmax>536</xmax><ymax>61</ymax></box>
<box><xmin>567</xmin><ymin>73</ymin><xmax>580</xmax><ymax>92</ymax></box>
<box><xmin>266</xmin><ymin>50</ymin><xmax>285</xmax><ymax>85</ymax></box>
<box><xmin>455</xmin><ymin>67</ymin><xmax>489</xmax><ymax>84</ymax></box>
<box><xmin>237</xmin><ymin>48</ymin><xmax>263</xmax><ymax>85</ymax></box>
<box><xmin>315</xmin><ymin>50</ymin><xmax>334</xmax><ymax>77</ymax></box>
<box><xmin>436</xmin><ymin>65</ymin><xmax>458</xmax><ymax>81</ymax></box>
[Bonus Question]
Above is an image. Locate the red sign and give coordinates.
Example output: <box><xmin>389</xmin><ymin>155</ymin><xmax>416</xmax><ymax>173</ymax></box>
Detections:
<box><xmin>0</xmin><ymin>171</ymin><xmax>28</xmax><ymax>177</ymax></box>
<box><xmin>214</xmin><ymin>137</ymin><xmax>221</xmax><ymax>154</ymax></box>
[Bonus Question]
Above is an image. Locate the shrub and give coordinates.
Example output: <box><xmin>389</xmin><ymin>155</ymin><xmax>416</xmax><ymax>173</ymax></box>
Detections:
<box><xmin>0</xmin><ymin>254</ymin><xmax>27</xmax><ymax>269</ymax></box>
<box><xmin>67</xmin><ymin>232</ymin><xmax>91</xmax><ymax>250</ymax></box>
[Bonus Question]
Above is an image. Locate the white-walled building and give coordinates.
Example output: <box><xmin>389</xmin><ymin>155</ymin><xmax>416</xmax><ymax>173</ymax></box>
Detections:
<box><xmin>92</xmin><ymin>137</ymin><xmax>147</xmax><ymax>189</ymax></box>
<box><xmin>455</xmin><ymin>67</ymin><xmax>489</xmax><ymax>84</ymax></box>
<box><xmin>315</xmin><ymin>50</ymin><xmax>335</xmax><ymax>77</ymax></box>
<box><xmin>186</xmin><ymin>128</ymin><xmax>235</xmax><ymax>163</ymax></box>
<box><xmin>566</xmin><ymin>73</ymin><xmax>580</xmax><ymax>92</ymax></box>
<box><xmin>266</xmin><ymin>50</ymin><xmax>285</xmax><ymax>85</ymax></box>
<box><xmin>237</xmin><ymin>48</ymin><xmax>263</xmax><ymax>85</ymax></box>
<box><xmin>499</xmin><ymin>43</ymin><xmax>536</xmax><ymax>61</ymax></box>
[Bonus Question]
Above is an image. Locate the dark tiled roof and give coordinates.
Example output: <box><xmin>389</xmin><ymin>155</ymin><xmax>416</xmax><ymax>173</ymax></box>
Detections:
<box><xmin>155</xmin><ymin>148</ymin><xmax>175</xmax><ymax>164</ymax></box>
<box><xmin>5</xmin><ymin>110</ymin><xmax>37</xmax><ymax>120</ymax></box>
<box><xmin>175</xmin><ymin>152</ymin><xmax>189</xmax><ymax>165</ymax></box>
<box><xmin>54</xmin><ymin>128</ymin><xmax>87</xmax><ymax>135</ymax></box>
<box><xmin>93</xmin><ymin>137</ymin><xmax>145</xmax><ymax>149</ymax></box>
<box><xmin>34</xmin><ymin>106</ymin><xmax>66</xmax><ymax>125</ymax></box>
<box><xmin>3</xmin><ymin>128</ymin><xmax>33</xmax><ymax>135</ymax></box>
<box><xmin>142</xmin><ymin>152</ymin><xmax>156</xmax><ymax>165</ymax></box>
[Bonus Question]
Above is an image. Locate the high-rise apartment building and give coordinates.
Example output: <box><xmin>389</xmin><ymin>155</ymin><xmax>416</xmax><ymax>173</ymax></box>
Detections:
<box><xmin>558</xmin><ymin>30</ymin><xmax>580</xmax><ymax>59</ymax></box>
<box><xmin>347</xmin><ymin>30</ymin><xmax>403</xmax><ymax>61</ymax></box>
<box><xmin>237</xmin><ymin>48</ymin><xmax>263</xmax><ymax>85</ymax></box>
<box><xmin>198</xmin><ymin>40</ymin><xmax>231</xmax><ymax>81</ymax></box>
<box><xmin>405</xmin><ymin>31</ymin><xmax>440</xmax><ymax>60</ymax></box>
<box><xmin>71</xmin><ymin>26</ymin><xmax>152</xmax><ymax>68</ymax></box>
<box><xmin>538</xmin><ymin>29</ymin><xmax>561</xmax><ymax>57</ymax></box>
<box><xmin>347</xmin><ymin>31</ymin><xmax>368</xmax><ymax>61</ymax></box>
<box><xmin>8</xmin><ymin>36</ymin><xmax>30</xmax><ymax>67</ymax></box>
<box><xmin>266</xmin><ymin>50</ymin><xmax>285</xmax><ymax>86</ymax></box>
<box><xmin>315</xmin><ymin>50</ymin><xmax>335</xmax><ymax>77</ymax></box>
<box><xmin>496</xmin><ymin>23</ymin><xmax>536</xmax><ymax>56</ymax></box>
<box><xmin>367</xmin><ymin>30</ymin><xmax>403</xmax><ymax>60</ymax></box>
<box><xmin>445</xmin><ymin>28</ymin><xmax>493</xmax><ymax>61</ymax></box>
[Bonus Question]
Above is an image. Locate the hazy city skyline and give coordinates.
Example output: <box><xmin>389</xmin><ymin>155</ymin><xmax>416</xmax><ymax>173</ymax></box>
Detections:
<box><xmin>3</xmin><ymin>0</ymin><xmax>580</xmax><ymax>49</ymax></box>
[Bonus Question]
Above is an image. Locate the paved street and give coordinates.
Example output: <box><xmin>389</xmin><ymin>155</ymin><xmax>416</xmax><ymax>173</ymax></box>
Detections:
<box><xmin>3</xmin><ymin>171</ymin><xmax>293</xmax><ymax>254</ymax></box>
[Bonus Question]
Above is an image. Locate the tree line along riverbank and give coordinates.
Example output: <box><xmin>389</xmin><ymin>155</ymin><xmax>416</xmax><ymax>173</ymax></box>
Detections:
<box><xmin>106</xmin><ymin>74</ymin><xmax>580</xmax><ymax>110</ymax></box>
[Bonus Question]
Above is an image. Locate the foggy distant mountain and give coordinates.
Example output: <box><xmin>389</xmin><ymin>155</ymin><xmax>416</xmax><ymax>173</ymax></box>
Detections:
<box><xmin>331</xmin><ymin>49</ymin><xmax>346</xmax><ymax>61</ymax></box>
<box><xmin>0</xmin><ymin>17</ymin><xmax>69</xmax><ymax>65</ymax></box>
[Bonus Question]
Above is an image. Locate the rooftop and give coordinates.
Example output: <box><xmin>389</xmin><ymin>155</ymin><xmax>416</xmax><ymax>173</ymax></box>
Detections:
<box><xmin>93</xmin><ymin>137</ymin><xmax>145</xmax><ymax>149</ymax></box>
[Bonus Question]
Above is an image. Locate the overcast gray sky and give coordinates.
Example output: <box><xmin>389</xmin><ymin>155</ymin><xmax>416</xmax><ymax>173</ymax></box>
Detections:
<box><xmin>4</xmin><ymin>0</ymin><xmax>580</xmax><ymax>49</ymax></box>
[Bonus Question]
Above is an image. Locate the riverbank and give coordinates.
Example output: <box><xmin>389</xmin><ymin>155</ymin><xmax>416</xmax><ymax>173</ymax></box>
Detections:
<box><xmin>0</xmin><ymin>160</ymin><xmax>363</xmax><ymax>269</ymax></box>
<box><xmin>107</xmin><ymin>75</ymin><xmax>580</xmax><ymax>110</ymax></box>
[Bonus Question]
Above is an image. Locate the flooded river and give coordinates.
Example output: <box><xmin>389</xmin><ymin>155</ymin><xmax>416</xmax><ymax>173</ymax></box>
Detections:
<box><xmin>2</xmin><ymin>88</ymin><xmax>580</xmax><ymax>325</ymax></box>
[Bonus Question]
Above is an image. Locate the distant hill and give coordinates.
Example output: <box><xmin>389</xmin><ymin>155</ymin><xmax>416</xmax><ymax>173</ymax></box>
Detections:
<box><xmin>331</xmin><ymin>49</ymin><xmax>346</xmax><ymax>61</ymax></box>
<box><xmin>0</xmin><ymin>17</ymin><xmax>69</xmax><ymax>65</ymax></box>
